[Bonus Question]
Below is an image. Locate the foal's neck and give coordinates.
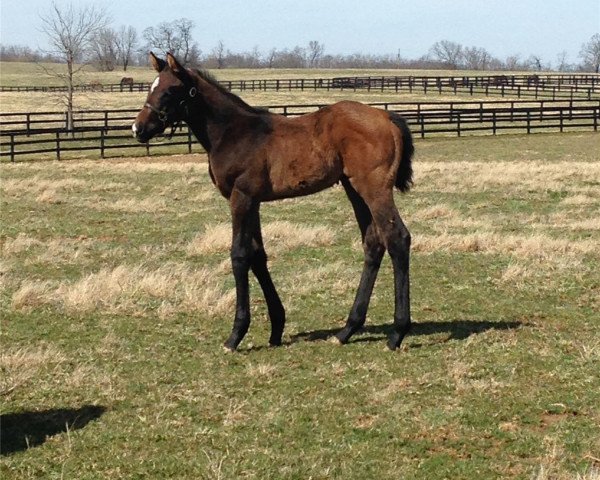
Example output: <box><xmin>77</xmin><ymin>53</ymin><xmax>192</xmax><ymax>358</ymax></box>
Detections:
<box><xmin>185</xmin><ymin>72</ymin><xmax>264</xmax><ymax>153</ymax></box>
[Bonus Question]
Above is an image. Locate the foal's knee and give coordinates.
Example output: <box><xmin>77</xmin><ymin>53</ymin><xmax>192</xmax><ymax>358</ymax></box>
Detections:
<box><xmin>231</xmin><ymin>247</ymin><xmax>251</xmax><ymax>274</ymax></box>
<box><xmin>401</xmin><ymin>228</ymin><xmax>411</xmax><ymax>250</ymax></box>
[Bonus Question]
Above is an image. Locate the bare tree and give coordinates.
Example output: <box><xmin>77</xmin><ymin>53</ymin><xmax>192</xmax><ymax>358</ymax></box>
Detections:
<box><xmin>266</xmin><ymin>48</ymin><xmax>277</xmax><ymax>68</ymax></box>
<box><xmin>90</xmin><ymin>27</ymin><xmax>118</xmax><ymax>71</ymax></box>
<box><xmin>556</xmin><ymin>51</ymin><xmax>571</xmax><ymax>72</ymax></box>
<box><xmin>271</xmin><ymin>47</ymin><xmax>306</xmax><ymax>68</ymax></box>
<box><xmin>504</xmin><ymin>54</ymin><xmax>522</xmax><ymax>71</ymax></box>
<box><xmin>579</xmin><ymin>33</ymin><xmax>600</xmax><ymax>73</ymax></box>
<box><xmin>0</xmin><ymin>44</ymin><xmax>59</xmax><ymax>62</ymax></box>
<box><xmin>115</xmin><ymin>25</ymin><xmax>137</xmax><ymax>71</ymax></box>
<box><xmin>528</xmin><ymin>54</ymin><xmax>544</xmax><ymax>71</ymax></box>
<box><xmin>429</xmin><ymin>40</ymin><xmax>463</xmax><ymax>69</ymax></box>
<box><xmin>307</xmin><ymin>40</ymin><xmax>325</xmax><ymax>68</ymax></box>
<box><xmin>212</xmin><ymin>40</ymin><xmax>226</xmax><ymax>69</ymax></box>
<box><xmin>463</xmin><ymin>46</ymin><xmax>492</xmax><ymax>70</ymax></box>
<box><xmin>143</xmin><ymin>18</ymin><xmax>199</xmax><ymax>66</ymax></box>
<box><xmin>39</xmin><ymin>2</ymin><xmax>110</xmax><ymax>132</ymax></box>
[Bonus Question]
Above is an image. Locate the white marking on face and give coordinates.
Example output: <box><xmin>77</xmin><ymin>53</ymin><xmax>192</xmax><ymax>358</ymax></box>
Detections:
<box><xmin>150</xmin><ymin>77</ymin><xmax>160</xmax><ymax>93</ymax></box>
<box><xmin>132</xmin><ymin>122</ymin><xmax>137</xmax><ymax>137</ymax></box>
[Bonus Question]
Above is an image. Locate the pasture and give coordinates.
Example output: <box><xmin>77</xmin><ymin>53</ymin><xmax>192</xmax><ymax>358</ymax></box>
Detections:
<box><xmin>0</xmin><ymin>60</ymin><xmax>554</xmax><ymax>114</ymax></box>
<box><xmin>0</xmin><ymin>61</ymin><xmax>534</xmax><ymax>87</ymax></box>
<box><xmin>1</xmin><ymin>132</ymin><xmax>599</xmax><ymax>478</ymax></box>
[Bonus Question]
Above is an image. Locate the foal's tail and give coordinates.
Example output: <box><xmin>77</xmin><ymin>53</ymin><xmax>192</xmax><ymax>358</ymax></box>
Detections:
<box><xmin>389</xmin><ymin>113</ymin><xmax>414</xmax><ymax>192</ymax></box>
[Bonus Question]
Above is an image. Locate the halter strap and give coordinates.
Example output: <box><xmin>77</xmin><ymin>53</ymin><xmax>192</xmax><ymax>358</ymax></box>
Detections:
<box><xmin>145</xmin><ymin>86</ymin><xmax>197</xmax><ymax>123</ymax></box>
<box><xmin>144</xmin><ymin>103</ymin><xmax>167</xmax><ymax>123</ymax></box>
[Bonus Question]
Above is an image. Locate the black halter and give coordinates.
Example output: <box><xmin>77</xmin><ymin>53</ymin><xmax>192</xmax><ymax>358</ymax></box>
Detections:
<box><xmin>145</xmin><ymin>86</ymin><xmax>198</xmax><ymax>139</ymax></box>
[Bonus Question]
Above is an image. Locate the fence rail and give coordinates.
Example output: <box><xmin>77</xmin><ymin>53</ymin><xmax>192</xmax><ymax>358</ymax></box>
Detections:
<box><xmin>1</xmin><ymin>100</ymin><xmax>598</xmax><ymax>162</ymax></box>
<box><xmin>2</xmin><ymin>73</ymin><xmax>599</xmax><ymax>100</ymax></box>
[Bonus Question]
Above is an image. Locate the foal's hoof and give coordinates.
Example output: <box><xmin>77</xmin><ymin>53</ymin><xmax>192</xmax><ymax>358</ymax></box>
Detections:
<box><xmin>223</xmin><ymin>344</ymin><xmax>236</xmax><ymax>354</ymax></box>
<box><xmin>329</xmin><ymin>336</ymin><xmax>344</xmax><ymax>346</ymax></box>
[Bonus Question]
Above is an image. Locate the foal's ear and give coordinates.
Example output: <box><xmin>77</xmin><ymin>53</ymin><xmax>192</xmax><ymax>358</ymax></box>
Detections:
<box><xmin>166</xmin><ymin>52</ymin><xmax>187</xmax><ymax>77</ymax></box>
<box><xmin>149</xmin><ymin>52</ymin><xmax>166</xmax><ymax>72</ymax></box>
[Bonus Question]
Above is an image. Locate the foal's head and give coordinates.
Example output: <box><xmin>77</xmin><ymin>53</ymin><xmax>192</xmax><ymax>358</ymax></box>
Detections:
<box><xmin>132</xmin><ymin>52</ymin><xmax>197</xmax><ymax>143</ymax></box>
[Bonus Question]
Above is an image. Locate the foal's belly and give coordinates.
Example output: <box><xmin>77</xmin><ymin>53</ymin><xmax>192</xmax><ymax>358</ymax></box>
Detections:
<box><xmin>265</xmin><ymin>149</ymin><xmax>342</xmax><ymax>201</ymax></box>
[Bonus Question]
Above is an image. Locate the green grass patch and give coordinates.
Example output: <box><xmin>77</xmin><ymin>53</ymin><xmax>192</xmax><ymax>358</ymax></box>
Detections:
<box><xmin>1</xmin><ymin>133</ymin><xmax>599</xmax><ymax>479</ymax></box>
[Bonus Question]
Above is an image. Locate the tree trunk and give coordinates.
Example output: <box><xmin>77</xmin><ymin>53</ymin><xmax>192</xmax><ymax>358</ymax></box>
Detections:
<box><xmin>67</xmin><ymin>53</ymin><xmax>75</xmax><ymax>137</ymax></box>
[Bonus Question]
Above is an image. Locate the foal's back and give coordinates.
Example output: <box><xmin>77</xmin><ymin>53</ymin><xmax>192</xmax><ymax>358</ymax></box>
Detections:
<box><xmin>262</xmin><ymin>101</ymin><xmax>402</xmax><ymax>201</ymax></box>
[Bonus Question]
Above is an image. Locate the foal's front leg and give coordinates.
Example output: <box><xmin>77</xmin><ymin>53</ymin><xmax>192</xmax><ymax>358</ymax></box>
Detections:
<box><xmin>223</xmin><ymin>189</ymin><xmax>256</xmax><ymax>351</ymax></box>
<box><xmin>248</xmin><ymin>210</ymin><xmax>286</xmax><ymax>347</ymax></box>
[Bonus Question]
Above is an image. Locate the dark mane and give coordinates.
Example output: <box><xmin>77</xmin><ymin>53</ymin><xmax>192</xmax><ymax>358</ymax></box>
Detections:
<box><xmin>195</xmin><ymin>69</ymin><xmax>268</xmax><ymax>115</ymax></box>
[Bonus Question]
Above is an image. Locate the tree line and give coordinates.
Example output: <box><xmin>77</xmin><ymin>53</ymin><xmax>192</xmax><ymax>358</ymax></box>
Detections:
<box><xmin>1</xmin><ymin>4</ymin><xmax>599</xmax><ymax>74</ymax></box>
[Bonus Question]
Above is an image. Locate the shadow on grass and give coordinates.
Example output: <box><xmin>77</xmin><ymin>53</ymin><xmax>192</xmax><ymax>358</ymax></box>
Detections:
<box><xmin>0</xmin><ymin>405</ymin><xmax>106</xmax><ymax>456</ymax></box>
<box><xmin>290</xmin><ymin>319</ymin><xmax>522</xmax><ymax>345</ymax></box>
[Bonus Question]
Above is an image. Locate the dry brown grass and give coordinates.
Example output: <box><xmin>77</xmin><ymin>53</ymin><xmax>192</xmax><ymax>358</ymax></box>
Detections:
<box><xmin>2</xmin><ymin>234</ymin><xmax>97</xmax><ymax>266</ymax></box>
<box><xmin>413</xmin><ymin>231</ymin><xmax>596</xmax><ymax>257</ymax></box>
<box><xmin>287</xmin><ymin>261</ymin><xmax>356</xmax><ymax>297</ymax></box>
<box><xmin>414</xmin><ymin>161</ymin><xmax>600</xmax><ymax>194</ymax></box>
<box><xmin>0</xmin><ymin>344</ymin><xmax>66</xmax><ymax>396</ymax></box>
<box><xmin>1</xmin><ymin>176</ymin><xmax>88</xmax><ymax>197</ymax></box>
<box><xmin>11</xmin><ymin>263</ymin><xmax>235</xmax><ymax>317</ymax></box>
<box><xmin>88</xmin><ymin>196</ymin><xmax>170</xmax><ymax>213</ymax></box>
<box><xmin>186</xmin><ymin>221</ymin><xmax>335</xmax><ymax>256</ymax></box>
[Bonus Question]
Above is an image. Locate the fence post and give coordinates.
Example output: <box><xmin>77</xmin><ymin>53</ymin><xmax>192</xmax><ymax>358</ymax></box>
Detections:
<box><xmin>10</xmin><ymin>134</ymin><xmax>15</xmax><ymax>162</ymax></box>
<box><xmin>560</xmin><ymin>109</ymin><xmax>564</xmax><ymax>133</ymax></box>
<box><xmin>100</xmin><ymin>129</ymin><xmax>105</xmax><ymax>159</ymax></box>
<box><xmin>56</xmin><ymin>132</ymin><xmax>61</xmax><ymax>160</ymax></box>
<box><xmin>527</xmin><ymin>110</ymin><xmax>531</xmax><ymax>134</ymax></box>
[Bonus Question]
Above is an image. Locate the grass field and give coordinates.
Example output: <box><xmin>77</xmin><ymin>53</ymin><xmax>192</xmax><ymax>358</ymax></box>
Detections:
<box><xmin>0</xmin><ymin>61</ymin><xmax>556</xmax><ymax>114</ymax></box>
<box><xmin>0</xmin><ymin>61</ymin><xmax>537</xmax><ymax>87</ymax></box>
<box><xmin>1</xmin><ymin>132</ymin><xmax>599</xmax><ymax>479</ymax></box>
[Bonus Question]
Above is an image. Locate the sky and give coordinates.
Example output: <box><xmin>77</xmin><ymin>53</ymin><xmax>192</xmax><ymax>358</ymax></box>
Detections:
<box><xmin>1</xmin><ymin>0</ymin><xmax>599</xmax><ymax>65</ymax></box>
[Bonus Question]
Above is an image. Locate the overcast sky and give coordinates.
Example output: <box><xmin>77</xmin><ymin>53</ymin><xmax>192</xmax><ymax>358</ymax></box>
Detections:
<box><xmin>1</xmin><ymin>0</ymin><xmax>599</xmax><ymax>65</ymax></box>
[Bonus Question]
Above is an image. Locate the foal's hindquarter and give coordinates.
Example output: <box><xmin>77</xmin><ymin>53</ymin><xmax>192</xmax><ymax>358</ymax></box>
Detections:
<box><xmin>220</xmin><ymin>101</ymin><xmax>411</xmax><ymax>351</ymax></box>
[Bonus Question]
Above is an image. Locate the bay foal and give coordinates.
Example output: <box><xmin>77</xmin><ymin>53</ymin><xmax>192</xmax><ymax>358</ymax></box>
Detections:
<box><xmin>133</xmin><ymin>53</ymin><xmax>414</xmax><ymax>351</ymax></box>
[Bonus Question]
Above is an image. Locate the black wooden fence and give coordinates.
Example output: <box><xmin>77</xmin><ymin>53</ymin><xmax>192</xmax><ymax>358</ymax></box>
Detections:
<box><xmin>2</xmin><ymin>74</ymin><xmax>599</xmax><ymax>100</ymax></box>
<box><xmin>1</xmin><ymin>99</ymin><xmax>598</xmax><ymax>162</ymax></box>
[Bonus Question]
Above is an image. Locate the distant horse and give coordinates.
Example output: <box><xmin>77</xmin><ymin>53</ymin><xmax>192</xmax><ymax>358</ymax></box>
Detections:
<box><xmin>120</xmin><ymin>77</ymin><xmax>134</xmax><ymax>91</ymax></box>
<box><xmin>133</xmin><ymin>53</ymin><xmax>414</xmax><ymax>352</ymax></box>
<box><xmin>491</xmin><ymin>75</ymin><xmax>509</xmax><ymax>87</ymax></box>
<box><xmin>527</xmin><ymin>74</ymin><xmax>540</xmax><ymax>86</ymax></box>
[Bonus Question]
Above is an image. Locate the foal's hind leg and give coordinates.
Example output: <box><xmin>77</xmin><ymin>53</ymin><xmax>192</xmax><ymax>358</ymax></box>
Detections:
<box><xmin>335</xmin><ymin>179</ymin><xmax>385</xmax><ymax>344</ymax></box>
<box><xmin>370</xmin><ymin>196</ymin><xmax>411</xmax><ymax>350</ymax></box>
<box><xmin>249</xmin><ymin>208</ymin><xmax>286</xmax><ymax>346</ymax></box>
